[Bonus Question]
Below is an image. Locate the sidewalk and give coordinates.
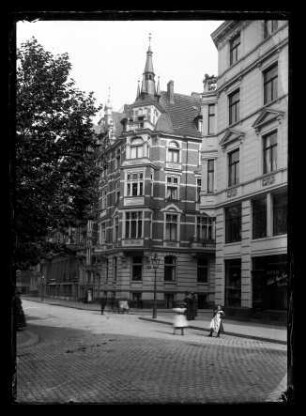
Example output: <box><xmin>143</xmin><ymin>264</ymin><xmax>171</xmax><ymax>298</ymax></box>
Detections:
<box><xmin>20</xmin><ymin>296</ymin><xmax>287</xmax><ymax>345</ymax></box>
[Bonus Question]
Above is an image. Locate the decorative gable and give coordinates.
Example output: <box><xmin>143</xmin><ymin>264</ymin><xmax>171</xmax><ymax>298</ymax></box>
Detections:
<box><xmin>252</xmin><ymin>108</ymin><xmax>285</xmax><ymax>134</ymax></box>
<box><xmin>219</xmin><ymin>128</ymin><xmax>245</xmax><ymax>149</ymax></box>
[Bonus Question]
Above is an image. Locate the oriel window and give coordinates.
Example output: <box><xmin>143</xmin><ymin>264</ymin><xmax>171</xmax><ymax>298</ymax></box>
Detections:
<box><xmin>130</xmin><ymin>137</ymin><xmax>144</xmax><ymax>158</ymax></box>
<box><xmin>125</xmin><ymin>211</ymin><xmax>143</xmax><ymax>239</ymax></box>
<box><xmin>126</xmin><ymin>172</ymin><xmax>144</xmax><ymax>196</ymax></box>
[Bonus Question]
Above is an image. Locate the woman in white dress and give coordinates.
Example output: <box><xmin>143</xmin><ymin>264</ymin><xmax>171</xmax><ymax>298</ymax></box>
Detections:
<box><xmin>208</xmin><ymin>305</ymin><xmax>225</xmax><ymax>338</ymax></box>
<box><xmin>172</xmin><ymin>304</ymin><xmax>189</xmax><ymax>335</ymax></box>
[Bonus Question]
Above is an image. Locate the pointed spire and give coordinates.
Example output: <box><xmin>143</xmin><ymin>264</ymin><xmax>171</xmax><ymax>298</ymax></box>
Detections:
<box><xmin>136</xmin><ymin>79</ymin><xmax>141</xmax><ymax>99</ymax></box>
<box><xmin>141</xmin><ymin>33</ymin><xmax>156</xmax><ymax>96</ymax></box>
<box><xmin>156</xmin><ymin>76</ymin><xmax>161</xmax><ymax>96</ymax></box>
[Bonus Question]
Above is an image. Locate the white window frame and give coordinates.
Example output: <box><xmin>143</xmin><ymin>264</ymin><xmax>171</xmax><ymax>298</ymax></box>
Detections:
<box><xmin>130</xmin><ymin>137</ymin><xmax>144</xmax><ymax>159</ymax></box>
<box><xmin>167</xmin><ymin>141</ymin><xmax>180</xmax><ymax>163</ymax></box>
<box><xmin>125</xmin><ymin>171</ymin><xmax>144</xmax><ymax>197</ymax></box>
<box><xmin>124</xmin><ymin>211</ymin><xmax>144</xmax><ymax>239</ymax></box>
<box><xmin>166</xmin><ymin>175</ymin><xmax>180</xmax><ymax>200</ymax></box>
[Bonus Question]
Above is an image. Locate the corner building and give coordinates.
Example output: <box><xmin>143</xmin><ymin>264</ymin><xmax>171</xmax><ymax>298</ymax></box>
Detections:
<box><xmin>89</xmin><ymin>40</ymin><xmax>216</xmax><ymax>309</ymax></box>
<box><xmin>205</xmin><ymin>20</ymin><xmax>288</xmax><ymax>319</ymax></box>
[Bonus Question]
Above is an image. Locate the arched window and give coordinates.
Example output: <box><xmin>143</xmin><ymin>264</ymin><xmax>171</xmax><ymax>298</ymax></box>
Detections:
<box><xmin>168</xmin><ymin>141</ymin><xmax>180</xmax><ymax>163</ymax></box>
<box><xmin>130</xmin><ymin>137</ymin><xmax>144</xmax><ymax>158</ymax></box>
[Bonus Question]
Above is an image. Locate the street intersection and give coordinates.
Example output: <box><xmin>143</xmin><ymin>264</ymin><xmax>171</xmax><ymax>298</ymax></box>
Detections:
<box><xmin>16</xmin><ymin>300</ymin><xmax>287</xmax><ymax>404</ymax></box>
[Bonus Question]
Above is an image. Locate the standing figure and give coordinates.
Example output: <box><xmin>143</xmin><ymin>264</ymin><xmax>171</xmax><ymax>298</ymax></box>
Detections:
<box><xmin>184</xmin><ymin>292</ymin><xmax>193</xmax><ymax>320</ymax></box>
<box><xmin>172</xmin><ymin>304</ymin><xmax>189</xmax><ymax>335</ymax></box>
<box><xmin>208</xmin><ymin>305</ymin><xmax>225</xmax><ymax>337</ymax></box>
<box><xmin>100</xmin><ymin>294</ymin><xmax>107</xmax><ymax>315</ymax></box>
<box><xmin>15</xmin><ymin>291</ymin><xmax>26</xmax><ymax>330</ymax></box>
<box><xmin>191</xmin><ymin>292</ymin><xmax>198</xmax><ymax>320</ymax></box>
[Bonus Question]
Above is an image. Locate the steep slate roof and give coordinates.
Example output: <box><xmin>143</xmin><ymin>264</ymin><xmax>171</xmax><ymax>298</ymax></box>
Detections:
<box><xmin>157</xmin><ymin>91</ymin><xmax>202</xmax><ymax>138</ymax></box>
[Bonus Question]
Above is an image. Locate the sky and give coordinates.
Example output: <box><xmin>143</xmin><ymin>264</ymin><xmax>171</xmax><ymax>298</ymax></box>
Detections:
<box><xmin>16</xmin><ymin>20</ymin><xmax>223</xmax><ymax>118</ymax></box>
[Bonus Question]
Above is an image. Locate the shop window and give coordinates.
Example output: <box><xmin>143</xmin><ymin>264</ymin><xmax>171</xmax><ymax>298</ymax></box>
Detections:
<box><xmin>132</xmin><ymin>257</ymin><xmax>142</xmax><ymax>281</ymax></box>
<box><xmin>225</xmin><ymin>259</ymin><xmax>241</xmax><ymax>307</ymax></box>
<box><xmin>273</xmin><ymin>192</ymin><xmax>287</xmax><ymax>235</ymax></box>
<box><xmin>225</xmin><ymin>204</ymin><xmax>241</xmax><ymax>243</ymax></box>
<box><xmin>197</xmin><ymin>258</ymin><xmax>208</xmax><ymax>283</ymax></box>
<box><xmin>252</xmin><ymin>255</ymin><xmax>287</xmax><ymax>310</ymax></box>
<box><xmin>252</xmin><ymin>197</ymin><xmax>267</xmax><ymax>239</ymax></box>
<box><xmin>164</xmin><ymin>256</ymin><xmax>176</xmax><ymax>281</ymax></box>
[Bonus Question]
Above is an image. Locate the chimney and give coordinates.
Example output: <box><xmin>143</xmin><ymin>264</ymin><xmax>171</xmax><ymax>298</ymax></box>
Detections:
<box><xmin>167</xmin><ymin>80</ymin><xmax>174</xmax><ymax>104</ymax></box>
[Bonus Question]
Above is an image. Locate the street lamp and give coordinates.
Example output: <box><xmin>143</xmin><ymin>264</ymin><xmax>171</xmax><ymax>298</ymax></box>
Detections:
<box><xmin>40</xmin><ymin>275</ymin><xmax>45</xmax><ymax>301</ymax></box>
<box><xmin>151</xmin><ymin>253</ymin><xmax>160</xmax><ymax>319</ymax></box>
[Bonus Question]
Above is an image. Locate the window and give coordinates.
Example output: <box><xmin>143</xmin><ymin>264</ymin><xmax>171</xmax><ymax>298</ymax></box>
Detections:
<box><xmin>100</xmin><ymin>222</ymin><xmax>106</xmax><ymax>244</ymax></box>
<box><xmin>208</xmin><ymin>104</ymin><xmax>215</xmax><ymax>134</ymax></box>
<box><xmin>116</xmin><ymin>149</ymin><xmax>121</xmax><ymax>169</ymax></box>
<box><xmin>166</xmin><ymin>214</ymin><xmax>178</xmax><ymax>241</ymax></box>
<box><xmin>196</xmin><ymin>178</ymin><xmax>202</xmax><ymax>202</ymax></box>
<box><xmin>166</xmin><ymin>176</ymin><xmax>179</xmax><ymax>200</ymax></box>
<box><xmin>225</xmin><ymin>259</ymin><xmax>241</xmax><ymax>307</ymax></box>
<box><xmin>164</xmin><ymin>256</ymin><xmax>176</xmax><ymax>281</ymax></box>
<box><xmin>229</xmin><ymin>89</ymin><xmax>240</xmax><ymax>125</ymax></box>
<box><xmin>230</xmin><ymin>33</ymin><xmax>240</xmax><ymax>66</ymax></box>
<box><xmin>130</xmin><ymin>138</ymin><xmax>144</xmax><ymax>158</ymax></box>
<box><xmin>168</xmin><ymin>141</ymin><xmax>180</xmax><ymax>163</ymax></box>
<box><xmin>225</xmin><ymin>204</ymin><xmax>241</xmax><ymax>243</ymax></box>
<box><xmin>196</xmin><ymin>216</ymin><xmax>215</xmax><ymax>241</ymax></box>
<box><xmin>263</xmin><ymin>131</ymin><xmax>277</xmax><ymax>174</ymax></box>
<box><xmin>114</xmin><ymin>216</ymin><xmax>119</xmax><ymax>242</ymax></box>
<box><xmin>101</xmin><ymin>189</ymin><xmax>107</xmax><ymax>210</ymax></box>
<box><xmin>252</xmin><ymin>197</ymin><xmax>267</xmax><ymax>239</ymax></box>
<box><xmin>197</xmin><ymin>258</ymin><xmax>208</xmax><ymax>283</ymax></box>
<box><xmin>273</xmin><ymin>192</ymin><xmax>287</xmax><ymax>236</ymax></box>
<box><xmin>126</xmin><ymin>172</ymin><xmax>144</xmax><ymax>196</ymax></box>
<box><xmin>207</xmin><ymin>159</ymin><xmax>214</xmax><ymax>193</ymax></box>
<box><xmin>264</xmin><ymin>63</ymin><xmax>278</xmax><ymax>104</ymax></box>
<box><xmin>106</xmin><ymin>259</ymin><xmax>109</xmax><ymax>281</ymax></box>
<box><xmin>228</xmin><ymin>149</ymin><xmax>239</xmax><ymax>187</ymax></box>
<box><xmin>113</xmin><ymin>257</ymin><xmax>117</xmax><ymax>280</ymax></box>
<box><xmin>264</xmin><ymin>20</ymin><xmax>278</xmax><ymax>38</ymax></box>
<box><xmin>125</xmin><ymin>212</ymin><xmax>143</xmax><ymax>239</ymax></box>
<box><xmin>132</xmin><ymin>257</ymin><xmax>142</xmax><ymax>281</ymax></box>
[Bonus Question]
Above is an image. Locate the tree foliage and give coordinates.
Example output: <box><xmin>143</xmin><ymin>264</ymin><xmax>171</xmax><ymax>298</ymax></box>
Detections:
<box><xmin>15</xmin><ymin>38</ymin><xmax>102</xmax><ymax>269</ymax></box>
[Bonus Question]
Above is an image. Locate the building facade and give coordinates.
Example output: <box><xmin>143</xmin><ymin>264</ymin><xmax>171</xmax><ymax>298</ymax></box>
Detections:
<box><xmin>82</xmin><ymin>39</ymin><xmax>216</xmax><ymax>309</ymax></box>
<box><xmin>202</xmin><ymin>20</ymin><xmax>288</xmax><ymax>319</ymax></box>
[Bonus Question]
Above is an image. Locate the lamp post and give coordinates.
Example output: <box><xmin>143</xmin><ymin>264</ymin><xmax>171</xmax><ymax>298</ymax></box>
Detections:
<box><xmin>40</xmin><ymin>275</ymin><xmax>45</xmax><ymax>302</ymax></box>
<box><xmin>151</xmin><ymin>253</ymin><xmax>160</xmax><ymax>319</ymax></box>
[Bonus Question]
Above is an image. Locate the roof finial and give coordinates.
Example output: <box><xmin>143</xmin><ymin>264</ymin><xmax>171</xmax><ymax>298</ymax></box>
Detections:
<box><xmin>148</xmin><ymin>32</ymin><xmax>152</xmax><ymax>51</ymax></box>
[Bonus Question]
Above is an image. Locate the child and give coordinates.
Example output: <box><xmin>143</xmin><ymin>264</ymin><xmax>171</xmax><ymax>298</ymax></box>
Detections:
<box><xmin>208</xmin><ymin>305</ymin><xmax>225</xmax><ymax>338</ymax></box>
<box><xmin>172</xmin><ymin>304</ymin><xmax>189</xmax><ymax>335</ymax></box>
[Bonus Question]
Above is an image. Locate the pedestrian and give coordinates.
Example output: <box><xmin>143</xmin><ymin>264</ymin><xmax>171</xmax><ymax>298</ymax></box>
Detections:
<box><xmin>184</xmin><ymin>292</ymin><xmax>193</xmax><ymax>320</ymax></box>
<box><xmin>15</xmin><ymin>290</ymin><xmax>26</xmax><ymax>330</ymax></box>
<box><xmin>100</xmin><ymin>294</ymin><xmax>107</xmax><ymax>315</ymax></box>
<box><xmin>172</xmin><ymin>304</ymin><xmax>189</xmax><ymax>335</ymax></box>
<box><xmin>191</xmin><ymin>292</ymin><xmax>198</xmax><ymax>320</ymax></box>
<box><xmin>208</xmin><ymin>305</ymin><xmax>225</xmax><ymax>338</ymax></box>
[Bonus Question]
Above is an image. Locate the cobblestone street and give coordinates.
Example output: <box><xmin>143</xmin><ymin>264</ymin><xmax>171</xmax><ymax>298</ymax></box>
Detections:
<box><xmin>16</xmin><ymin>300</ymin><xmax>287</xmax><ymax>404</ymax></box>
